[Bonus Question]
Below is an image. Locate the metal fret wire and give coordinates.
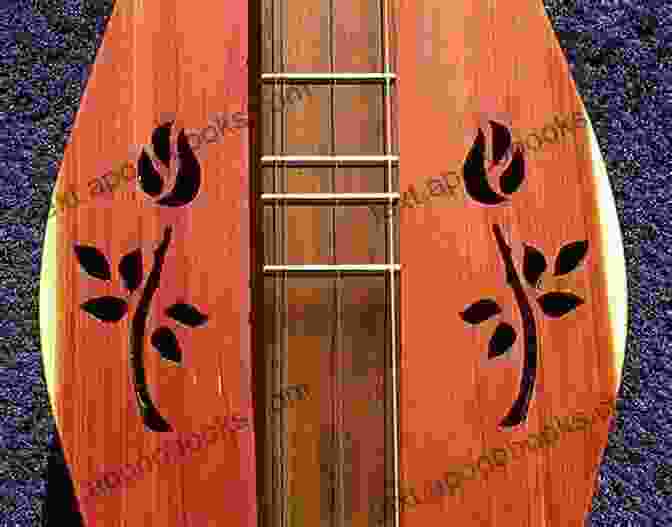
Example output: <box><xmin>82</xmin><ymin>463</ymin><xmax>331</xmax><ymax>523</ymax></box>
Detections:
<box><xmin>261</xmin><ymin>72</ymin><xmax>397</xmax><ymax>80</ymax></box>
<box><xmin>265</xmin><ymin>265</ymin><xmax>401</xmax><ymax>272</ymax></box>
<box><xmin>261</xmin><ymin>155</ymin><xmax>399</xmax><ymax>163</ymax></box>
<box><xmin>261</xmin><ymin>193</ymin><xmax>400</xmax><ymax>202</ymax></box>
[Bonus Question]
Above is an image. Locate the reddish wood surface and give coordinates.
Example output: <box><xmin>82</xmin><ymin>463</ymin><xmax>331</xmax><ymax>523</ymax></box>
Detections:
<box><xmin>47</xmin><ymin>1</ymin><xmax>622</xmax><ymax>526</ymax></box>
<box><xmin>396</xmin><ymin>1</ymin><xmax>618</xmax><ymax>525</ymax></box>
<box><xmin>53</xmin><ymin>2</ymin><xmax>253</xmax><ymax>525</ymax></box>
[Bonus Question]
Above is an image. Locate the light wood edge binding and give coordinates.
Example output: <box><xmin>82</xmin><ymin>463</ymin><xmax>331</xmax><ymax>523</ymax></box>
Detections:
<box><xmin>536</xmin><ymin>0</ymin><xmax>627</xmax><ymax>390</ymax></box>
<box><xmin>583</xmin><ymin>107</ymin><xmax>628</xmax><ymax>384</ymax></box>
<box><xmin>41</xmin><ymin>182</ymin><xmax>60</xmax><ymax>426</ymax></box>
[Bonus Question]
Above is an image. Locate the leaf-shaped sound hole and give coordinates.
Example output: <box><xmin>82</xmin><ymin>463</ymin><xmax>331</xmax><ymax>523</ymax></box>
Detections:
<box><xmin>537</xmin><ymin>292</ymin><xmax>584</xmax><ymax>318</ymax></box>
<box><xmin>500</xmin><ymin>148</ymin><xmax>525</xmax><ymax>195</ymax></box>
<box><xmin>156</xmin><ymin>130</ymin><xmax>201</xmax><ymax>207</ymax></box>
<box><xmin>166</xmin><ymin>302</ymin><xmax>209</xmax><ymax>327</ymax></box>
<box><xmin>489</xmin><ymin>323</ymin><xmax>516</xmax><ymax>358</ymax></box>
<box><xmin>489</xmin><ymin>120</ymin><xmax>512</xmax><ymax>165</ymax></box>
<box><xmin>460</xmin><ymin>299</ymin><xmax>501</xmax><ymax>325</ymax></box>
<box><xmin>152</xmin><ymin>121</ymin><xmax>173</xmax><ymax>166</ymax></box>
<box><xmin>523</xmin><ymin>244</ymin><xmax>547</xmax><ymax>288</ymax></box>
<box><xmin>138</xmin><ymin>148</ymin><xmax>164</xmax><ymax>196</ymax></box>
<box><xmin>554</xmin><ymin>241</ymin><xmax>589</xmax><ymax>276</ymax></box>
<box><xmin>81</xmin><ymin>296</ymin><xmax>128</xmax><ymax>322</ymax></box>
<box><xmin>119</xmin><ymin>249</ymin><xmax>143</xmax><ymax>294</ymax></box>
<box><xmin>462</xmin><ymin>129</ymin><xmax>507</xmax><ymax>205</ymax></box>
<box><xmin>151</xmin><ymin>327</ymin><xmax>182</xmax><ymax>364</ymax></box>
<box><xmin>74</xmin><ymin>246</ymin><xmax>111</xmax><ymax>280</ymax></box>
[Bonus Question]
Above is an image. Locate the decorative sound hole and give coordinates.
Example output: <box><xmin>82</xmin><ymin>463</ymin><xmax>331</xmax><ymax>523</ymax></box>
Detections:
<box><xmin>462</xmin><ymin>120</ymin><xmax>525</xmax><ymax>205</ymax></box>
<box><xmin>137</xmin><ymin>120</ymin><xmax>202</xmax><ymax>207</ymax></box>
<box><xmin>458</xmin><ymin>120</ymin><xmax>589</xmax><ymax>428</ymax></box>
<box><xmin>75</xmin><ymin>121</ymin><xmax>210</xmax><ymax>432</ymax></box>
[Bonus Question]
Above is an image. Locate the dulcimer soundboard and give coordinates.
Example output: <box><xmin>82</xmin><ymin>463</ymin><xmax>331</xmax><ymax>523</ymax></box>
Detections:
<box><xmin>40</xmin><ymin>1</ymin><xmax>626</xmax><ymax>525</ymax></box>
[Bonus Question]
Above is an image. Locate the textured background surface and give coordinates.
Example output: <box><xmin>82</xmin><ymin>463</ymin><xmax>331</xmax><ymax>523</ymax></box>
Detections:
<box><xmin>0</xmin><ymin>0</ymin><xmax>669</xmax><ymax>525</ymax></box>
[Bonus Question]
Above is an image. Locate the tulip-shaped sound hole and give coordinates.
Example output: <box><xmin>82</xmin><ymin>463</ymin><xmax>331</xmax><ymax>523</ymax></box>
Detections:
<box><xmin>137</xmin><ymin>120</ymin><xmax>201</xmax><ymax>206</ymax></box>
<box><xmin>459</xmin><ymin>120</ymin><xmax>589</xmax><ymax>428</ymax></box>
<box><xmin>462</xmin><ymin>120</ymin><xmax>525</xmax><ymax>205</ymax></box>
<box><xmin>75</xmin><ymin>120</ymin><xmax>208</xmax><ymax>432</ymax></box>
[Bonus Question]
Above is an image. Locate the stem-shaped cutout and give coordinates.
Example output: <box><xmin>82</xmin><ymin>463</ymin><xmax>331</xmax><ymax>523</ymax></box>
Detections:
<box><xmin>130</xmin><ymin>227</ymin><xmax>173</xmax><ymax>432</ymax></box>
<box><xmin>492</xmin><ymin>224</ymin><xmax>538</xmax><ymax>427</ymax></box>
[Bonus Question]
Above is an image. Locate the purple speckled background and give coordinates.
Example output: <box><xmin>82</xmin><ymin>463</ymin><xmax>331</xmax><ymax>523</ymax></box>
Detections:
<box><xmin>0</xmin><ymin>0</ymin><xmax>669</xmax><ymax>525</ymax></box>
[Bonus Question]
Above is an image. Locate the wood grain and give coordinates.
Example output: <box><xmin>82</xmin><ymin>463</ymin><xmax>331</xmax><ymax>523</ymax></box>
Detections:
<box><xmin>43</xmin><ymin>1</ymin><xmax>253</xmax><ymax>525</ymax></box>
<box><xmin>39</xmin><ymin>0</ymin><xmax>626</xmax><ymax>526</ymax></box>
<box><xmin>396</xmin><ymin>0</ymin><xmax>625</xmax><ymax>526</ymax></box>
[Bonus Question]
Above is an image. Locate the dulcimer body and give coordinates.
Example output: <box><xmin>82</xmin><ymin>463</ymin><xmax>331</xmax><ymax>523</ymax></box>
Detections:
<box><xmin>40</xmin><ymin>1</ymin><xmax>625</xmax><ymax>525</ymax></box>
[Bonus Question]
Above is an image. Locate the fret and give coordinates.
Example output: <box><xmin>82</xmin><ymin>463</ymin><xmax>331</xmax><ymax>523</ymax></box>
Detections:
<box><xmin>261</xmin><ymin>155</ymin><xmax>399</xmax><ymax>165</ymax></box>
<box><xmin>263</xmin><ymin>264</ymin><xmax>401</xmax><ymax>273</ymax></box>
<box><xmin>262</xmin><ymin>72</ymin><xmax>397</xmax><ymax>82</ymax></box>
<box><xmin>262</xmin><ymin>193</ymin><xmax>400</xmax><ymax>204</ymax></box>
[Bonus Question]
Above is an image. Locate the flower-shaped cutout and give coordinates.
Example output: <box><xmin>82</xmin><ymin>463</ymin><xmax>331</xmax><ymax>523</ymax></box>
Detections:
<box><xmin>137</xmin><ymin>121</ymin><xmax>202</xmax><ymax>207</ymax></box>
<box><xmin>463</xmin><ymin>121</ymin><xmax>525</xmax><ymax>205</ymax></box>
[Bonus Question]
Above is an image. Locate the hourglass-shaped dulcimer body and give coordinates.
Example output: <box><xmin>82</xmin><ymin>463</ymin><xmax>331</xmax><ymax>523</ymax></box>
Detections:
<box><xmin>40</xmin><ymin>0</ymin><xmax>625</xmax><ymax>525</ymax></box>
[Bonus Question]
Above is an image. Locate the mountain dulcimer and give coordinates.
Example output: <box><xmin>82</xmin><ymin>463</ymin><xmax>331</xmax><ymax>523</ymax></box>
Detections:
<box><xmin>40</xmin><ymin>0</ymin><xmax>625</xmax><ymax>526</ymax></box>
